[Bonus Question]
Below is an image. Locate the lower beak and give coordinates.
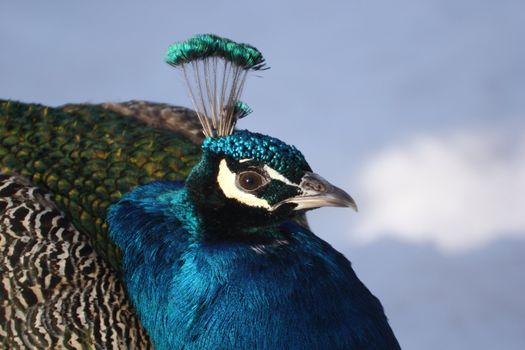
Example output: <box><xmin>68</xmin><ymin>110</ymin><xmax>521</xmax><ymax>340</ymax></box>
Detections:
<box><xmin>272</xmin><ymin>172</ymin><xmax>358</xmax><ymax>212</ymax></box>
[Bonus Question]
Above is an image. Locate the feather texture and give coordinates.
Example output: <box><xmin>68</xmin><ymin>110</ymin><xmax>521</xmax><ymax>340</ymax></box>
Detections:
<box><xmin>0</xmin><ymin>173</ymin><xmax>152</xmax><ymax>349</ymax></box>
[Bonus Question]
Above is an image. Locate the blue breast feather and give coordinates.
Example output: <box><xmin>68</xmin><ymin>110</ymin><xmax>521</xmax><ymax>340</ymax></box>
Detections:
<box><xmin>108</xmin><ymin>181</ymin><xmax>399</xmax><ymax>350</ymax></box>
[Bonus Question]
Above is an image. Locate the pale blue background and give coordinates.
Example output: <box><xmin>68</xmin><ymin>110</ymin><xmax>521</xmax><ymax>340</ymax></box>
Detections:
<box><xmin>1</xmin><ymin>1</ymin><xmax>524</xmax><ymax>348</ymax></box>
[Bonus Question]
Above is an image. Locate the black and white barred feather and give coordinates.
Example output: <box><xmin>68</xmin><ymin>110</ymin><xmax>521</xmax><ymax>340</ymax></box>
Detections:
<box><xmin>0</xmin><ymin>173</ymin><xmax>152</xmax><ymax>349</ymax></box>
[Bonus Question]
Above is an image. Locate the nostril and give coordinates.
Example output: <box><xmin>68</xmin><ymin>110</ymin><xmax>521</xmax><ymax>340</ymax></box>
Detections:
<box><xmin>304</xmin><ymin>180</ymin><xmax>326</xmax><ymax>193</ymax></box>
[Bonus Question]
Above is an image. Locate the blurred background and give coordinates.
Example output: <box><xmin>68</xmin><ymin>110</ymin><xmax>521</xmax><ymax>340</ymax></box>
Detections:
<box><xmin>1</xmin><ymin>1</ymin><xmax>524</xmax><ymax>348</ymax></box>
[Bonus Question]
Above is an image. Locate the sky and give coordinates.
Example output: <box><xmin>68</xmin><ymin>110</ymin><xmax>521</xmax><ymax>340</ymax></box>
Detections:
<box><xmin>1</xmin><ymin>1</ymin><xmax>524</xmax><ymax>348</ymax></box>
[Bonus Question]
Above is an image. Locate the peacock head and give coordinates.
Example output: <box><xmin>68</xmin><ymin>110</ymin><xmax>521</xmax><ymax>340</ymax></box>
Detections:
<box><xmin>184</xmin><ymin>130</ymin><xmax>356</xmax><ymax>232</ymax></box>
<box><xmin>165</xmin><ymin>34</ymin><xmax>356</xmax><ymax>233</ymax></box>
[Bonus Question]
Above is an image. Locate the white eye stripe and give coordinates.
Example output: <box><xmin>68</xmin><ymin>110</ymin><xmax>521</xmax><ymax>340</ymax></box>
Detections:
<box><xmin>216</xmin><ymin>159</ymin><xmax>300</xmax><ymax>210</ymax></box>
<box><xmin>217</xmin><ymin>160</ymin><xmax>271</xmax><ymax>209</ymax></box>
<box><xmin>237</xmin><ymin>159</ymin><xmax>295</xmax><ymax>186</ymax></box>
<box><xmin>263</xmin><ymin>165</ymin><xmax>296</xmax><ymax>186</ymax></box>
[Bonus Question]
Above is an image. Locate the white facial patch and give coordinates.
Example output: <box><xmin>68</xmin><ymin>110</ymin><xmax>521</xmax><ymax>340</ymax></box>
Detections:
<box><xmin>263</xmin><ymin>165</ymin><xmax>295</xmax><ymax>186</ymax></box>
<box><xmin>217</xmin><ymin>159</ymin><xmax>272</xmax><ymax>209</ymax></box>
<box><xmin>216</xmin><ymin>159</ymin><xmax>300</xmax><ymax>209</ymax></box>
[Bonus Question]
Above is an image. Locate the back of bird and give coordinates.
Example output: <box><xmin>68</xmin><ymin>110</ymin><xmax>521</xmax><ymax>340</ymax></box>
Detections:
<box><xmin>0</xmin><ymin>99</ymin><xmax>201</xmax><ymax>268</ymax></box>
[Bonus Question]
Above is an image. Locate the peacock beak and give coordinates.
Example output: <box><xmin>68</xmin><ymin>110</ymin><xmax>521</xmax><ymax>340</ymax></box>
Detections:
<box><xmin>273</xmin><ymin>172</ymin><xmax>358</xmax><ymax>212</ymax></box>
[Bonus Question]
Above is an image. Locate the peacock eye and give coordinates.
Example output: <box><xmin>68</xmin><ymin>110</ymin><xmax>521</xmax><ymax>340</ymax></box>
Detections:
<box><xmin>237</xmin><ymin>171</ymin><xmax>267</xmax><ymax>192</ymax></box>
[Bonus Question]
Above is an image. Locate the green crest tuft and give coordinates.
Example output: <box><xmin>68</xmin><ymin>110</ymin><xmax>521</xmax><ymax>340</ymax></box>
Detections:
<box><xmin>234</xmin><ymin>101</ymin><xmax>253</xmax><ymax>119</ymax></box>
<box><xmin>165</xmin><ymin>34</ymin><xmax>268</xmax><ymax>138</ymax></box>
<box><xmin>165</xmin><ymin>34</ymin><xmax>267</xmax><ymax>71</ymax></box>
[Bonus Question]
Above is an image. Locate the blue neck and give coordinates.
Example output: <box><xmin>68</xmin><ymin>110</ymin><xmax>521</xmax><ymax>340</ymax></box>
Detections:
<box><xmin>108</xmin><ymin>181</ymin><xmax>399</xmax><ymax>350</ymax></box>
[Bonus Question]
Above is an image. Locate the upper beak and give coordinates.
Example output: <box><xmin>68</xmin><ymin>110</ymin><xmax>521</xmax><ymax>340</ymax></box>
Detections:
<box><xmin>272</xmin><ymin>172</ymin><xmax>358</xmax><ymax>212</ymax></box>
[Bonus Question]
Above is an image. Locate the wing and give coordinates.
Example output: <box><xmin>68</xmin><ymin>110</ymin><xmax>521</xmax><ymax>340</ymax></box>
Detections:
<box><xmin>0</xmin><ymin>173</ymin><xmax>153</xmax><ymax>349</ymax></box>
<box><xmin>0</xmin><ymin>99</ymin><xmax>202</xmax><ymax>269</ymax></box>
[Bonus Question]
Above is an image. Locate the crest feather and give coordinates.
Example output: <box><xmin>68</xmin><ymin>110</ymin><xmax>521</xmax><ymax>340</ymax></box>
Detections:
<box><xmin>165</xmin><ymin>34</ymin><xmax>266</xmax><ymax>138</ymax></box>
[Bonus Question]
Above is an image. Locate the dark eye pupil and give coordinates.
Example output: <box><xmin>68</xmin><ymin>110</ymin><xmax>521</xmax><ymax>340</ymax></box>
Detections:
<box><xmin>238</xmin><ymin>171</ymin><xmax>264</xmax><ymax>191</ymax></box>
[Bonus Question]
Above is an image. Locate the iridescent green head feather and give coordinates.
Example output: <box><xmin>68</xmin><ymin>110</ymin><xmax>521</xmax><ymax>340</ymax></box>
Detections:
<box><xmin>202</xmin><ymin>130</ymin><xmax>311</xmax><ymax>183</ymax></box>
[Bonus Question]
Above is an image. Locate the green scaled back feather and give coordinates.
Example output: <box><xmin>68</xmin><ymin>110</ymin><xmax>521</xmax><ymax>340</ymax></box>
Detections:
<box><xmin>0</xmin><ymin>99</ymin><xmax>201</xmax><ymax>270</ymax></box>
<box><xmin>165</xmin><ymin>34</ymin><xmax>267</xmax><ymax>71</ymax></box>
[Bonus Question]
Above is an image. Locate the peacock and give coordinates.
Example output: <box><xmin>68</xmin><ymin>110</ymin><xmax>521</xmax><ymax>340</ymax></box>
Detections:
<box><xmin>0</xmin><ymin>34</ymin><xmax>401</xmax><ymax>349</ymax></box>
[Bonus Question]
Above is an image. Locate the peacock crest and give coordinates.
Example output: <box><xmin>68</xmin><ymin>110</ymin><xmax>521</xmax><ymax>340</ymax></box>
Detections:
<box><xmin>164</xmin><ymin>34</ymin><xmax>266</xmax><ymax>138</ymax></box>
